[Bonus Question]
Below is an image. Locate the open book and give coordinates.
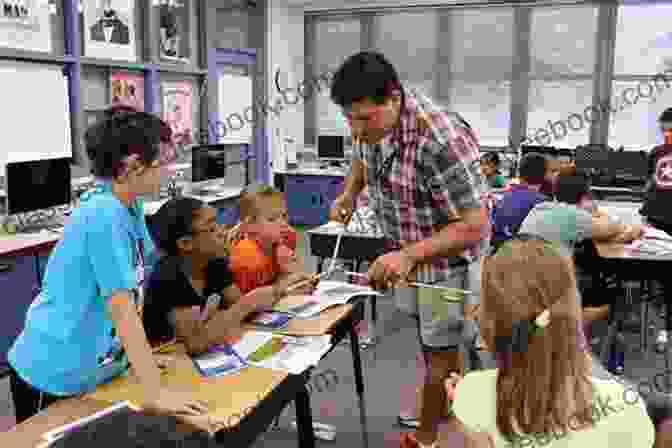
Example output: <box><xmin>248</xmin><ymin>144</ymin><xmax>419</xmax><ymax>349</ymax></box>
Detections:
<box><xmin>272</xmin><ymin>280</ymin><xmax>382</xmax><ymax>318</ymax></box>
<box><xmin>191</xmin><ymin>331</ymin><xmax>332</xmax><ymax>376</ymax></box>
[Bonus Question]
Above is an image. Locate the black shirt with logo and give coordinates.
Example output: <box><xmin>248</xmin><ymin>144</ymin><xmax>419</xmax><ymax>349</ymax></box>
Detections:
<box><xmin>642</xmin><ymin>144</ymin><xmax>672</xmax><ymax>227</ymax></box>
<box><xmin>142</xmin><ymin>256</ymin><xmax>234</xmax><ymax>344</ymax></box>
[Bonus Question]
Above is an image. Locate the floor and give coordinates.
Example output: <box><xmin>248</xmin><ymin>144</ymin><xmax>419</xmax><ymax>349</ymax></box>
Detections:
<box><xmin>1</xmin><ymin>227</ymin><xmax>670</xmax><ymax>447</ymax></box>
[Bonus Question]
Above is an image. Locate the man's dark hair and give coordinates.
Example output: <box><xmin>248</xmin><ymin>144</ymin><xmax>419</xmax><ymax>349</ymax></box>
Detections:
<box><xmin>555</xmin><ymin>173</ymin><xmax>591</xmax><ymax>205</ymax></box>
<box><xmin>49</xmin><ymin>412</ymin><xmax>218</xmax><ymax>448</ymax></box>
<box><xmin>330</xmin><ymin>51</ymin><xmax>402</xmax><ymax>108</ymax></box>
<box><xmin>481</xmin><ymin>152</ymin><xmax>500</xmax><ymax>167</ymax></box>
<box><xmin>149</xmin><ymin>197</ymin><xmax>205</xmax><ymax>256</ymax></box>
<box><xmin>518</xmin><ymin>152</ymin><xmax>547</xmax><ymax>185</ymax></box>
<box><xmin>659</xmin><ymin>108</ymin><xmax>672</xmax><ymax>123</ymax></box>
<box><xmin>85</xmin><ymin>107</ymin><xmax>171</xmax><ymax>179</ymax></box>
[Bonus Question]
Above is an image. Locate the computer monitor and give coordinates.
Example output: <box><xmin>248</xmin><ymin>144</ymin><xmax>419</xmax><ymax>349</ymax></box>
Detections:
<box><xmin>317</xmin><ymin>135</ymin><xmax>345</xmax><ymax>163</ymax></box>
<box><xmin>190</xmin><ymin>145</ymin><xmax>228</xmax><ymax>193</ymax></box>
<box><xmin>6</xmin><ymin>157</ymin><xmax>71</xmax><ymax>215</ymax></box>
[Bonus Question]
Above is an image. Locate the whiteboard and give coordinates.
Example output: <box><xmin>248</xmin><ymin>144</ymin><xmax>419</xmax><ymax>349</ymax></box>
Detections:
<box><xmin>218</xmin><ymin>73</ymin><xmax>252</xmax><ymax>144</ymax></box>
<box><xmin>0</xmin><ymin>61</ymin><xmax>71</xmax><ymax>174</ymax></box>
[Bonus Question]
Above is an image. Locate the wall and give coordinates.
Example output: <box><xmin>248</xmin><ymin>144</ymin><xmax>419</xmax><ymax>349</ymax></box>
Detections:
<box><xmin>288</xmin><ymin>0</ymin><xmax>581</xmax><ymax>11</ymax></box>
<box><xmin>266</xmin><ymin>0</ymin><xmax>305</xmax><ymax>172</ymax></box>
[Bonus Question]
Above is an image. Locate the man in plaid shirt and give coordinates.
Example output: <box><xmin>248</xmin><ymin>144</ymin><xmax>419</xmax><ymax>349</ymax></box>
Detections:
<box><xmin>329</xmin><ymin>52</ymin><xmax>489</xmax><ymax>448</ymax></box>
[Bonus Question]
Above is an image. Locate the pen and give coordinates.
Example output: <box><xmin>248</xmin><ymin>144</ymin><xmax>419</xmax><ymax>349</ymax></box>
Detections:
<box><xmin>342</xmin><ymin>270</ymin><xmax>472</xmax><ymax>294</ymax></box>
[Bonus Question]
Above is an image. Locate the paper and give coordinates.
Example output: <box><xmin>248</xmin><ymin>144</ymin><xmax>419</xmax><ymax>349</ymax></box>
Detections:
<box><xmin>247</xmin><ymin>335</ymin><xmax>332</xmax><ymax>374</ymax></box>
<box><xmin>274</xmin><ymin>280</ymin><xmax>381</xmax><ymax>318</ymax></box>
<box><xmin>644</xmin><ymin>226</ymin><xmax>672</xmax><ymax>241</ymax></box>
<box><xmin>191</xmin><ymin>331</ymin><xmax>273</xmax><ymax>378</ymax></box>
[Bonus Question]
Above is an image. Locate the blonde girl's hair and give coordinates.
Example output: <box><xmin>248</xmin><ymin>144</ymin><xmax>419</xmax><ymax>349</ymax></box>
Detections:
<box><xmin>481</xmin><ymin>236</ymin><xmax>594</xmax><ymax>440</ymax></box>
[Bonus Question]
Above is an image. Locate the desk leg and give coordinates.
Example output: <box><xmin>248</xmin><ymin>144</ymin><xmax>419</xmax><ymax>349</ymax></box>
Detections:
<box><xmin>349</xmin><ymin>318</ymin><xmax>370</xmax><ymax>448</ymax></box>
<box><xmin>294</xmin><ymin>384</ymin><xmax>316</xmax><ymax>448</ymax></box>
<box><xmin>317</xmin><ymin>258</ymin><xmax>324</xmax><ymax>274</ymax></box>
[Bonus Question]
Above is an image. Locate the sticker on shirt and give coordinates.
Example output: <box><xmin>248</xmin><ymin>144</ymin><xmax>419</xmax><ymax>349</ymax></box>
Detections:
<box><xmin>200</xmin><ymin>293</ymin><xmax>222</xmax><ymax>322</ymax></box>
<box><xmin>133</xmin><ymin>239</ymin><xmax>146</xmax><ymax>316</ymax></box>
<box><xmin>655</xmin><ymin>153</ymin><xmax>672</xmax><ymax>190</ymax></box>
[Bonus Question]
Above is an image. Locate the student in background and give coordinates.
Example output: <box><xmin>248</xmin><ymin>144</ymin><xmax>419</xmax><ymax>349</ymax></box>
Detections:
<box><xmin>7</xmin><ymin>110</ymin><xmax>208</xmax><ymax>423</ymax></box>
<box><xmin>519</xmin><ymin>172</ymin><xmax>642</xmax><ymax>328</ymax></box>
<box><xmin>641</xmin><ymin>107</ymin><xmax>672</xmax><ymax>236</ymax></box>
<box><xmin>449</xmin><ymin>237</ymin><xmax>655</xmax><ymax>448</ymax></box>
<box><xmin>143</xmin><ymin>197</ymin><xmax>313</xmax><ymax>354</ymax></box>
<box><xmin>228</xmin><ymin>184</ymin><xmax>315</xmax><ymax>294</ymax></box>
<box><xmin>490</xmin><ymin>152</ymin><xmax>549</xmax><ymax>251</ymax></box>
<box><xmin>480</xmin><ymin>152</ymin><xmax>506</xmax><ymax>189</ymax></box>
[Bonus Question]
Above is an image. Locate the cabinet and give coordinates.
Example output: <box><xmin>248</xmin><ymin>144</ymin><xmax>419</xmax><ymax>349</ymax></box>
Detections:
<box><xmin>284</xmin><ymin>174</ymin><xmax>344</xmax><ymax>226</ymax></box>
<box><xmin>0</xmin><ymin>255</ymin><xmax>38</xmax><ymax>367</ymax></box>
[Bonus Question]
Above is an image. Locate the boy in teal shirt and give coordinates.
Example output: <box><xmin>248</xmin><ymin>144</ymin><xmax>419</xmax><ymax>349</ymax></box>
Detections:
<box><xmin>8</xmin><ymin>108</ymin><xmax>209</xmax><ymax>424</ymax></box>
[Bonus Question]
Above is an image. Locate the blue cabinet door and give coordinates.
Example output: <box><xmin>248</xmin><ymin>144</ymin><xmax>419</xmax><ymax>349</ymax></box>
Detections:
<box><xmin>0</xmin><ymin>255</ymin><xmax>37</xmax><ymax>367</ymax></box>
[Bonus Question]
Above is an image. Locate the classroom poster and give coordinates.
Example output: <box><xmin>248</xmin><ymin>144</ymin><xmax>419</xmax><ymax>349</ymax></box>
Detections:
<box><xmin>162</xmin><ymin>80</ymin><xmax>193</xmax><ymax>154</ymax></box>
<box><xmin>83</xmin><ymin>0</ymin><xmax>136</xmax><ymax>61</ymax></box>
<box><xmin>0</xmin><ymin>0</ymin><xmax>52</xmax><ymax>53</ymax></box>
<box><xmin>158</xmin><ymin>0</ymin><xmax>189</xmax><ymax>62</ymax></box>
<box><xmin>109</xmin><ymin>71</ymin><xmax>144</xmax><ymax>111</ymax></box>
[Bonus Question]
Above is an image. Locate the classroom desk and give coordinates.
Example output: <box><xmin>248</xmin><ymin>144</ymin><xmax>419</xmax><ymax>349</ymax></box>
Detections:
<box><xmin>247</xmin><ymin>300</ymin><xmax>371</xmax><ymax>448</ymax></box>
<box><xmin>76</xmin><ymin>345</ymin><xmax>314</xmax><ymax>448</ymax></box>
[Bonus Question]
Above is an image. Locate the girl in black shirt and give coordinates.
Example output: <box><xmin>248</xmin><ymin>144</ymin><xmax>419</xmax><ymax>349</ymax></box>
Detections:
<box><xmin>143</xmin><ymin>197</ymin><xmax>314</xmax><ymax>354</ymax></box>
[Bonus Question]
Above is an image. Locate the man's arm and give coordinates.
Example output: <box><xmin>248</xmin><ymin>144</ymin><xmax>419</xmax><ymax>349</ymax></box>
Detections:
<box><xmin>342</xmin><ymin>158</ymin><xmax>366</xmax><ymax>198</ymax></box>
<box><xmin>591</xmin><ymin>216</ymin><xmax>628</xmax><ymax>242</ymax></box>
<box><xmin>403</xmin><ymin>206</ymin><xmax>488</xmax><ymax>264</ymax></box>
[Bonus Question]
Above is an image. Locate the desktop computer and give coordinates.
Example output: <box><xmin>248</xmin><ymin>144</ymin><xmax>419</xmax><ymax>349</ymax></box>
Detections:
<box><xmin>190</xmin><ymin>144</ymin><xmax>228</xmax><ymax>195</ymax></box>
<box><xmin>5</xmin><ymin>157</ymin><xmax>71</xmax><ymax>231</ymax></box>
<box><xmin>318</xmin><ymin>135</ymin><xmax>345</xmax><ymax>168</ymax></box>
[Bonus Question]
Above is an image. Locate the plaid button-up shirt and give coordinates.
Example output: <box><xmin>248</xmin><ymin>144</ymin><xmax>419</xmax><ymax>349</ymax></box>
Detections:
<box><xmin>353</xmin><ymin>87</ymin><xmax>488</xmax><ymax>283</ymax></box>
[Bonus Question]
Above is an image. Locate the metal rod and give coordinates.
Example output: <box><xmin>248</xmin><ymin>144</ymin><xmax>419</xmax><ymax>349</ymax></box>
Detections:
<box><xmin>342</xmin><ymin>271</ymin><xmax>472</xmax><ymax>294</ymax></box>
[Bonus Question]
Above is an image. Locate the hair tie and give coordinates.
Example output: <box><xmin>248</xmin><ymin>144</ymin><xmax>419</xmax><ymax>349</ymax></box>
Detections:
<box><xmin>495</xmin><ymin>309</ymin><xmax>551</xmax><ymax>355</ymax></box>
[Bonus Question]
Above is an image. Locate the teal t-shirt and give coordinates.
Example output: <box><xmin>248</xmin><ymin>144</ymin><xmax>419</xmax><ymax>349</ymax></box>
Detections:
<box><xmin>489</xmin><ymin>174</ymin><xmax>507</xmax><ymax>189</ymax></box>
<box><xmin>8</xmin><ymin>181</ymin><xmax>156</xmax><ymax>396</ymax></box>
<box><xmin>518</xmin><ymin>201</ymin><xmax>594</xmax><ymax>258</ymax></box>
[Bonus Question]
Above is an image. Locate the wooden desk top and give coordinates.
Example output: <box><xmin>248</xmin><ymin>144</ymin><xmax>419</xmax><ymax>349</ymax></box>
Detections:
<box><xmin>246</xmin><ymin>301</ymin><xmax>355</xmax><ymax>336</ymax></box>
<box><xmin>86</xmin><ymin>345</ymin><xmax>287</xmax><ymax>424</ymax></box>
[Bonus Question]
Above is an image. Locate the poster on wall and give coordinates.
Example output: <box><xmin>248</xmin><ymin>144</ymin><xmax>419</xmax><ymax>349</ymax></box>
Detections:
<box><xmin>0</xmin><ymin>0</ymin><xmax>52</xmax><ymax>53</ymax></box>
<box><xmin>162</xmin><ymin>81</ymin><xmax>193</xmax><ymax>149</ymax></box>
<box><xmin>158</xmin><ymin>0</ymin><xmax>189</xmax><ymax>62</ymax></box>
<box><xmin>110</xmin><ymin>71</ymin><xmax>144</xmax><ymax>111</ymax></box>
<box><xmin>83</xmin><ymin>0</ymin><xmax>136</xmax><ymax>61</ymax></box>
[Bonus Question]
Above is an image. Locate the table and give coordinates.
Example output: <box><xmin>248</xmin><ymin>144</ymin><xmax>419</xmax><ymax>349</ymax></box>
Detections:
<box><xmin>246</xmin><ymin>300</ymin><xmax>371</xmax><ymax>448</ymax></box>
<box><xmin>0</xmin><ymin>345</ymin><xmax>316</xmax><ymax>448</ymax></box>
<box><xmin>593</xmin><ymin>202</ymin><xmax>672</xmax><ymax>365</ymax></box>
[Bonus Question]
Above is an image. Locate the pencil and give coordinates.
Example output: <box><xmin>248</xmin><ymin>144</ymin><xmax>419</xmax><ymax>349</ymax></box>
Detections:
<box><xmin>342</xmin><ymin>271</ymin><xmax>472</xmax><ymax>294</ymax></box>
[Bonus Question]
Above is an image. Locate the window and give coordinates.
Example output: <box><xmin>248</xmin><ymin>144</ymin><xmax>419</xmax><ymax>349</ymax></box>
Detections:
<box><xmin>614</xmin><ymin>3</ymin><xmax>672</xmax><ymax>76</ymax></box>
<box><xmin>445</xmin><ymin>7</ymin><xmax>514</xmax><ymax>146</ymax></box>
<box><xmin>608</xmin><ymin>80</ymin><xmax>672</xmax><ymax>150</ymax></box>
<box><xmin>447</xmin><ymin>80</ymin><xmax>511</xmax><ymax>147</ymax></box>
<box><xmin>374</xmin><ymin>11</ymin><xmax>438</xmax><ymax>97</ymax></box>
<box><xmin>315</xmin><ymin>18</ymin><xmax>361</xmax><ymax>134</ymax></box>
<box><xmin>526</xmin><ymin>80</ymin><xmax>593</xmax><ymax>148</ymax></box>
<box><xmin>530</xmin><ymin>6</ymin><xmax>598</xmax><ymax>77</ymax></box>
<box><xmin>447</xmin><ymin>8</ymin><xmax>515</xmax><ymax>81</ymax></box>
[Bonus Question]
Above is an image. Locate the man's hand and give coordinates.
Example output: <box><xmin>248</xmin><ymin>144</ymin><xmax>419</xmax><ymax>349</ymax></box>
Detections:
<box><xmin>367</xmin><ymin>250</ymin><xmax>417</xmax><ymax>290</ymax></box>
<box><xmin>276</xmin><ymin>271</ymin><xmax>319</xmax><ymax>296</ymax></box>
<box><xmin>329</xmin><ymin>194</ymin><xmax>355</xmax><ymax>224</ymax></box>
